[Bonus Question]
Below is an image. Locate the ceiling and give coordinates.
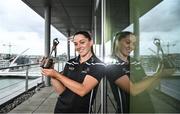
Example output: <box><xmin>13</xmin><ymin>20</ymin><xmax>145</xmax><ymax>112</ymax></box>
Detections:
<box><xmin>22</xmin><ymin>0</ymin><xmax>93</xmax><ymax>36</ymax></box>
<box><xmin>22</xmin><ymin>0</ymin><xmax>162</xmax><ymax>39</ymax></box>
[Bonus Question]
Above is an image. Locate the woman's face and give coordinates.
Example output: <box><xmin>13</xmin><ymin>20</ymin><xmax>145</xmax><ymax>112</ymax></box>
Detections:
<box><xmin>73</xmin><ymin>34</ymin><xmax>93</xmax><ymax>57</ymax></box>
<box><xmin>118</xmin><ymin>34</ymin><xmax>136</xmax><ymax>57</ymax></box>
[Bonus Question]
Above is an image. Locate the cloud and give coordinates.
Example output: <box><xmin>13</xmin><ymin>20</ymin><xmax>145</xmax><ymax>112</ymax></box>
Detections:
<box><xmin>0</xmin><ymin>0</ymin><xmax>67</xmax><ymax>55</ymax></box>
<box><xmin>140</xmin><ymin>27</ymin><xmax>180</xmax><ymax>55</ymax></box>
<box><xmin>0</xmin><ymin>0</ymin><xmax>44</xmax><ymax>34</ymax></box>
<box><xmin>137</xmin><ymin>0</ymin><xmax>180</xmax><ymax>55</ymax></box>
<box><xmin>0</xmin><ymin>31</ymin><xmax>43</xmax><ymax>54</ymax></box>
<box><xmin>140</xmin><ymin>0</ymin><xmax>180</xmax><ymax>32</ymax></box>
<box><xmin>0</xmin><ymin>30</ymin><xmax>68</xmax><ymax>55</ymax></box>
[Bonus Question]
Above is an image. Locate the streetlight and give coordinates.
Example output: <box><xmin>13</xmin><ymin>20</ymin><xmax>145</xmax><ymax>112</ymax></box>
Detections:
<box><xmin>167</xmin><ymin>42</ymin><xmax>176</xmax><ymax>54</ymax></box>
<box><xmin>2</xmin><ymin>42</ymin><xmax>15</xmax><ymax>59</ymax></box>
<box><xmin>163</xmin><ymin>42</ymin><xmax>176</xmax><ymax>54</ymax></box>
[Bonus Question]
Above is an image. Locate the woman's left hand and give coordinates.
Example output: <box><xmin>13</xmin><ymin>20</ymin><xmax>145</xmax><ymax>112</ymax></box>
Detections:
<box><xmin>41</xmin><ymin>68</ymin><xmax>59</xmax><ymax>78</ymax></box>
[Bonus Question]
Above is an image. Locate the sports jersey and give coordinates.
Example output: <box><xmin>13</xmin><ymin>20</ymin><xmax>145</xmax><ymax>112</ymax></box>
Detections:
<box><xmin>130</xmin><ymin>57</ymin><xmax>154</xmax><ymax>113</ymax></box>
<box><xmin>106</xmin><ymin>56</ymin><xmax>130</xmax><ymax>113</ymax></box>
<box><xmin>54</xmin><ymin>54</ymin><xmax>105</xmax><ymax>113</ymax></box>
<box><xmin>106</xmin><ymin>56</ymin><xmax>154</xmax><ymax>113</ymax></box>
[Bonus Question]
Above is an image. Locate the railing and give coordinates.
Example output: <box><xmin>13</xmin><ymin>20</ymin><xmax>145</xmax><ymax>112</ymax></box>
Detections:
<box><xmin>0</xmin><ymin>61</ymin><xmax>66</xmax><ymax>113</ymax></box>
<box><xmin>0</xmin><ymin>63</ymin><xmax>42</xmax><ymax>105</ymax></box>
<box><xmin>0</xmin><ymin>63</ymin><xmax>39</xmax><ymax>70</ymax></box>
<box><xmin>0</xmin><ymin>61</ymin><xmax>65</xmax><ymax>91</ymax></box>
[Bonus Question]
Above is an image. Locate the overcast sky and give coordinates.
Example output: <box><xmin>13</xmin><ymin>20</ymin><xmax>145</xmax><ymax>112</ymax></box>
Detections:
<box><xmin>139</xmin><ymin>0</ymin><xmax>180</xmax><ymax>55</ymax></box>
<box><xmin>0</xmin><ymin>0</ymin><xmax>67</xmax><ymax>56</ymax></box>
<box><xmin>0</xmin><ymin>0</ymin><xmax>179</xmax><ymax>56</ymax></box>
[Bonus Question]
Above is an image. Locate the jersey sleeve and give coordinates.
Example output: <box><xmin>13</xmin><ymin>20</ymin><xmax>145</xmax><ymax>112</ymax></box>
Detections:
<box><xmin>62</xmin><ymin>63</ymin><xmax>69</xmax><ymax>76</ymax></box>
<box><xmin>106</xmin><ymin>64</ymin><xmax>128</xmax><ymax>82</ymax></box>
<box><xmin>87</xmin><ymin>63</ymin><xmax>105</xmax><ymax>82</ymax></box>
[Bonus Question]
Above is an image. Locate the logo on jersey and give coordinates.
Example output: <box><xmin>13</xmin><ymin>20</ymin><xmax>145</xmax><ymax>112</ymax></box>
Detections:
<box><xmin>81</xmin><ymin>67</ymin><xmax>90</xmax><ymax>74</ymax></box>
<box><xmin>68</xmin><ymin>66</ymin><xmax>75</xmax><ymax>71</ymax></box>
<box><xmin>123</xmin><ymin>68</ymin><xmax>130</xmax><ymax>74</ymax></box>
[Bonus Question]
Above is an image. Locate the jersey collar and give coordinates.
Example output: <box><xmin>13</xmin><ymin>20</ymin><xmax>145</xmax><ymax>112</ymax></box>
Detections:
<box><xmin>75</xmin><ymin>54</ymin><xmax>96</xmax><ymax>63</ymax></box>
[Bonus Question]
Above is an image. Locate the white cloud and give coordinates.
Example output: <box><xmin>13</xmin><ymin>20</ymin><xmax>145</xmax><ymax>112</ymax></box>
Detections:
<box><xmin>140</xmin><ymin>29</ymin><xmax>180</xmax><ymax>55</ymax></box>
<box><xmin>0</xmin><ymin>0</ymin><xmax>44</xmax><ymax>33</ymax></box>
<box><xmin>0</xmin><ymin>29</ymin><xmax>68</xmax><ymax>55</ymax></box>
<box><xmin>0</xmin><ymin>31</ymin><xmax>43</xmax><ymax>55</ymax></box>
<box><xmin>138</xmin><ymin>0</ymin><xmax>180</xmax><ymax>55</ymax></box>
<box><xmin>140</xmin><ymin>0</ymin><xmax>180</xmax><ymax>32</ymax></box>
<box><xmin>0</xmin><ymin>0</ymin><xmax>68</xmax><ymax>56</ymax></box>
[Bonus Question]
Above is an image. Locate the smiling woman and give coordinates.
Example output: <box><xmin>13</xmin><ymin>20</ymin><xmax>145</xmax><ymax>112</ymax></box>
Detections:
<box><xmin>73</xmin><ymin>31</ymin><xmax>94</xmax><ymax>60</ymax></box>
<box><xmin>106</xmin><ymin>31</ymin><xmax>175</xmax><ymax>113</ymax></box>
<box><xmin>41</xmin><ymin>31</ymin><xmax>105</xmax><ymax>113</ymax></box>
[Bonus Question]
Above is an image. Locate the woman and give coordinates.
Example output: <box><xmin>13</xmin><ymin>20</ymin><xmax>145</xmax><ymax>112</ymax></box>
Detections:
<box><xmin>42</xmin><ymin>31</ymin><xmax>105</xmax><ymax>113</ymax></box>
<box><xmin>106</xmin><ymin>31</ymin><xmax>174</xmax><ymax>113</ymax></box>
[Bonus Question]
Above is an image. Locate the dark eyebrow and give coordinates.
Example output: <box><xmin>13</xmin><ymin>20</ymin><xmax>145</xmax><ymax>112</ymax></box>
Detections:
<box><xmin>80</xmin><ymin>39</ymin><xmax>86</xmax><ymax>41</ymax></box>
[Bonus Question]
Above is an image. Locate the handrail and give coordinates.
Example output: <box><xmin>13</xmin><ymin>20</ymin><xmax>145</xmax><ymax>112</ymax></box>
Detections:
<box><xmin>0</xmin><ymin>63</ymin><xmax>39</xmax><ymax>70</ymax></box>
<box><xmin>0</xmin><ymin>63</ymin><xmax>43</xmax><ymax>106</ymax></box>
<box><xmin>0</xmin><ymin>61</ymin><xmax>65</xmax><ymax>94</ymax></box>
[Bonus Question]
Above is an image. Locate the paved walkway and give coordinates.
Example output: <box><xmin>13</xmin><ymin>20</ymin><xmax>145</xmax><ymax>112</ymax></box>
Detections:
<box><xmin>8</xmin><ymin>86</ymin><xmax>179</xmax><ymax>113</ymax></box>
<box><xmin>9</xmin><ymin>87</ymin><xmax>58</xmax><ymax>113</ymax></box>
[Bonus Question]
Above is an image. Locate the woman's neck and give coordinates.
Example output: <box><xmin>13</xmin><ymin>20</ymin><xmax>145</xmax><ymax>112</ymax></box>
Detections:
<box><xmin>117</xmin><ymin>53</ymin><xmax>128</xmax><ymax>62</ymax></box>
<box><xmin>80</xmin><ymin>52</ymin><xmax>93</xmax><ymax>63</ymax></box>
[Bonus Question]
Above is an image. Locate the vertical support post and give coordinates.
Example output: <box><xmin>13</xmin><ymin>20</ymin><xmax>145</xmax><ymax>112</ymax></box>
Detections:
<box><xmin>58</xmin><ymin>61</ymin><xmax>60</xmax><ymax>72</ymax></box>
<box><xmin>67</xmin><ymin>30</ymin><xmax>71</xmax><ymax>60</ymax></box>
<box><xmin>25</xmin><ymin>66</ymin><xmax>29</xmax><ymax>91</ymax></box>
<box><xmin>41</xmin><ymin>73</ymin><xmax>44</xmax><ymax>83</ymax></box>
<box><xmin>62</xmin><ymin>62</ymin><xmax>64</xmax><ymax>71</ymax></box>
<box><xmin>132</xmin><ymin>0</ymin><xmax>140</xmax><ymax>60</ymax></box>
<box><xmin>94</xmin><ymin>15</ymin><xmax>97</xmax><ymax>54</ymax></box>
<box><xmin>44</xmin><ymin>5</ymin><xmax>51</xmax><ymax>86</ymax></box>
<box><xmin>101</xmin><ymin>0</ymin><xmax>107</xmax><ymax>113</ymax></box>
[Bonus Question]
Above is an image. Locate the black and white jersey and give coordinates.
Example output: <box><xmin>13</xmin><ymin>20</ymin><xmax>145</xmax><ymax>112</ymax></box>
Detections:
<box><xmin>106</xmin><ymin>56</ymin><xmax>130</xmax><ymax>113</ymax></box>
<box><xmin>130</xmin><ymin>57</ymin><xmax>155</xmax><ymax>113</ymax></box>
<box><xmin>54</xmin><ymin>55</ymin><xmax>105</xmax><ymax>113</ymax></box>
<box><xmin>106</xmin><ymin>56</ymin><xmax>155</xmax><ymax>113</ymax></box>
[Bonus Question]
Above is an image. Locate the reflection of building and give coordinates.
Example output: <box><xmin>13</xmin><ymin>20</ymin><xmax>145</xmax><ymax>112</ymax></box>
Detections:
<box><xmin>171</xmin><ymin>53</ymin><xmax>180</xmax><ymax>71</ymax></box>
<box><xmin>140</xmin><ymin>55</ymin><xmax>159</xmax><ymax>72</ymax></box>
<box><xmin>0</xmin><ymin>53</ymin><xmax>43</xmax><ymax>68</ymax></box>
<box><xmin>0</xmin><ymin>59</ymin><xmax>10</xmax><ymax>68</ymax></box>
<box><xmin>26</xmin><ymin>55</ymin><xmax>42</xmax><ymax>63</ymax></box>
<box><xmin>58</xmin><ymin>53</ymin><xmax>67</xmax><ymax>61</ymax></box>
<box><xmin>0</xmin><ymin>54</ymin><xmax>10</xmax><ymax>68</ymax></box>
<box><xmin>140</xmin><ymin>53</ymin><xmax>180</xmax><ymax>72</ymax></box>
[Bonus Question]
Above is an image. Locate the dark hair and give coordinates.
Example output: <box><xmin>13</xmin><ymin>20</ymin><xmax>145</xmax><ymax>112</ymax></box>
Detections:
<box><xmin>114</xmin><ymin>31</ymin><xmax>133</xmax><ymax>41</ymax></box>
<box><xmin>73</xmin><ymin>31</ymin><xmax>92</xmax><ymax>41</ymax></box>
<box><xmin>112</xmin><ymin>31</ymin><xmax>133</xmax><ymax>58</ymax></box>
<box><xmin>73</xmin><ymin>31</ymin><xmax>94</xmax><ymax>55</ymax></box>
